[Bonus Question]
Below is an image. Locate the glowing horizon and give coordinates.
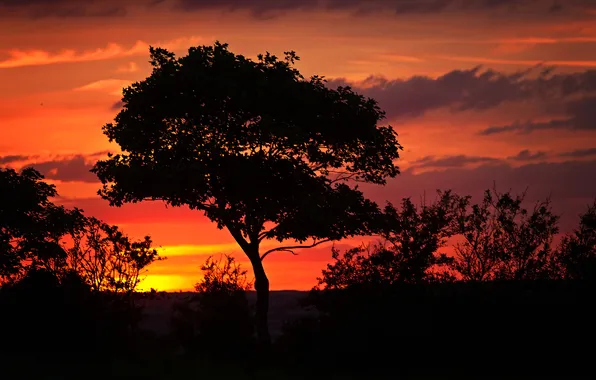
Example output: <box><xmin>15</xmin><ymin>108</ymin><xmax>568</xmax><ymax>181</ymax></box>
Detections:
<box><xmin>2</xmin><ymin>0</ymin><xmax>596</xmax><ymax>291</ymax></box>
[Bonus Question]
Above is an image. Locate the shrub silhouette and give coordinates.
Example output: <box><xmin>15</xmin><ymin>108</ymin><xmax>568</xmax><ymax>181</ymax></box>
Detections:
<box><xmin>280</xmin><ymin>191</ymin><xmax>596</xmax><ymax>375</ymax></box>
<box><xmin>558</xmin><ymin>200</ymin><xmax>596</xmax><ymax>280</ymax></box>
<box><xmin>450</xmin><ymin>189</ymin><xmax>560</xmax><ymax>281</ymax></box>
<box><xmin>64</xmin><ymin>217</ymin><xmax>162</xmax><ymax>293</ymax></box>
<box><xmin>318</xmin><ymin>191</ymin><xmax>461</xmax><ymax>289</ymax></box>
<box><xmin>171</xmin><ymin>254</ymin><xmax>254</xmax><ymax>360</ymax></box>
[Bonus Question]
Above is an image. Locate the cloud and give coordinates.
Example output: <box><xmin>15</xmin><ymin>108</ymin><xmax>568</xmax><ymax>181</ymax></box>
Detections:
<box><xmin>27</xmin><ymin>154</ymin><xmax>107</xmax><ymax>183</ymax></box>
<box><xmin>330</xmin><ymin>67</ymin><xmax>539</xmax><ymax>119</ymax></box>
<box><xmin>0</xmin><ymin>154</ymin><xmax>31</xmax><ymax>165</ymax></box>
<box><xmin>328</xmin><ymin>67</ymin><xmax>596</xmax><ymax>136</ymax></box>
<box><xmin>560</xmin><ymin>147</ymin><xmax>596</xmax><ymax>158</ymax></box>
<box><xmin>111</xmin><ymin>100</ymin><xmax>125</xmax><ymax>110</ymax></box>
<box><xmin>0</xmin><ymin>41</ymin><xmax>147</xmax><ymax>69</ymax></box>
<box><xmin>0</xmin><ymin>0</ymin><xmax>127</xmax><ymax>18</ymax></box>
<box><xmin>362</xmin><ymin>158</ymin><xmax>596</xmax><ymax>232</ymax></box>
<box><xmin>0</xmin><ymin>36</ymin><xmax>204</xmax><ymax>69</ymax></box>
<box><xmin>117</xmin><ymin>61</ymin><xmax>139</xmax><ymax>73</ymax></box>
<box><xmin>74</xmin><ymin>79</ymin><xmax>133</xmax><ymax>96</ymax></box>
<box><xmin>4</xmin><ymin>0</ymin><xmax>596</xmax><ymax>20</ymax></box>
<box><xmin>173</xmin><ymin>0</ymin><xmax>596</xmax><ymax>15</ymax></box>
<box><xmin>507</xmin><ymin>149</ymin><xmax>547</xmax><ymax>161</ymax></box>
<box><xmin>328</xmin><ymin>67</ymin><xmax>560</xmax><ymax>118</ymax></box>
<box><xmin>437</xmin><ymin>55</ymin><xmax>596</xmax><ymax>68</ymax></box>
<box><xmin>411</xmin><ymin>154</ymin><xmax>499</xmax><ymax>169</ymax></box>
<box><xmin>480</xmin><ymin>96</ymin><xmax>596</xmax><ymax>135</ymax></box>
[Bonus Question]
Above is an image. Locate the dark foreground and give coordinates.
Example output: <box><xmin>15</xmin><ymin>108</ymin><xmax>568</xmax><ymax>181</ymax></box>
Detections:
<box><xmin>2</xmin><ymin>281</ymin><xmax>596</xmax><ymax>379</ymax></box>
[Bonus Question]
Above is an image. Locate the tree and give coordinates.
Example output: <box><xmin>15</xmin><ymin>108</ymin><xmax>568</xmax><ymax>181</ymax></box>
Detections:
<box><xmin>450</xmin><ymin>189</ymin><xmax>559</xmax><ymax>281</ymax></box>
<box><xmin>0</xmin><ymin>167</ymin><xmax>83</xmax><ymax>281</ymax></box>
<box><xmin>171</xmin><ymin>254</ymin><xmax>253</xmax><ymax>358</ymax></box>
<box><xmin>558</xmin><ymin>200</ymin><xmax>596</xmax><ymax>280</ymax></box>
<box><xmin>93</xmin><ymin>42</ymin><xmax>401</xmax><ymax>347</ymax></box>
<box><xmin>318</xmin><ymin>191</ymin><xmax>460</xmax><ymax>289</ymax></box>
<box><xmin>65</xmin><ymin>217</ymin><xmax>162</xmax><ymax>293</ymax></box>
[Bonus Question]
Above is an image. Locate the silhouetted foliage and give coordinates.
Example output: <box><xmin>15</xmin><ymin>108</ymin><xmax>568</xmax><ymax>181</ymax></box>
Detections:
<box><xmin>93</xmin><ymin>41</ymin><xmax>401</xmax><ymax>345</ymax></box>
<box><xmin>278</xmin><ymin>190</ymin><xmax>596</xmax><ymax>375</ymax></box>
<box><xmin>0</xmin><ymin>167</ymin><xmax>162</xmax><ymax>293</ymax></box>
<box><xmin>318</xmin><ymin>191</ymin><xmax>461</xmax><ymax>289</ymax></box>
<box><xmin>0</xmin><ymin>167</ymin><xmax>162</xmax><ymax>371</ymax></box>
<box><xmin>558</xmin><ymin>200</ymin><xmax>596</xmax><ymax>280</ymax></box>
<box><xmin>171</xmin><ymin>255</ymin><xmax>254</xmax><ymax>359</ymax></box>
<box><xmin>64</xmin><ymin>217</ymin><xmax>162</xmax><ymax>293</ymax></box>
<box><xmin>450</xmin><ymin>189</ymin><xmax>559</xmax><ymax>281</ymax></box>
<box><xmin>0</xmin><ymin>167</ymin><xmax>83</xmax><ymax>281</ymax></box>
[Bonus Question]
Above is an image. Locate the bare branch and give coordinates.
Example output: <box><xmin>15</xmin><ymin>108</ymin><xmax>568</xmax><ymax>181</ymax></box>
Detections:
<box><xmin>260</xmin><ymin>239</ymin><xmax>331</xmax><ymax>261</ymax></box>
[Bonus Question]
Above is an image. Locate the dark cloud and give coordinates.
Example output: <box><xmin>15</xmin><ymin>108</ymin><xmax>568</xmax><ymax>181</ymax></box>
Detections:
<box><xmin>332</xmin><ymin>68</ymin><xmax>596</xmax><ymax>121</ymax></box>
<box><xmin>28</xmin><ymin>155</ymin><xmax>100</xmax><ymax>183</ymax></box>
<box><xmin>480</xmin><ymin>96</ymin><xmax>596</xmax><ymax>135</ymax></box>
<box><xmin>362</xmin><ymin>158</ymin><xmax>596</xmax><ymax>232</ymax></box>
<box><xmin>330</xmin><ymin>68</ymin><xmax>534</xmax><ymax>119</ymax></box>
<box><xmin>174</xmin><ymin>0</ymin><xmax>593</xmax><ymax>15</ymax></box>
<box><xmin>0</xmin><ymin>155</ymin><xmax>31</xmax><ymax>165</ymax></box>
<box><xmin>0</xmin><ymin>0</ymin><xmax>127</xmax><ymax>18</ymax></box>
<box><xmin>111</xmin><ymin>100</ymin><xmax>124</xmax><ymax>111</ymax></box>
<box><xmin>411</xmin><ymin>154</ymin><xmax>499</xmax><ymax>168</ymax></box>
<box><xmin>507</xmin><ymin>149</ymin><xmax>547</xmax><ymax>161</ymax></box>
<box><xmin>560</xmin><ymin>147</ymin><xmax>596</xmax><ymax>158</ymax></box>
<box><xmin>5</xmin><ymin>0</ymin><xmax>594</xmax><ymax>19</ymax></box>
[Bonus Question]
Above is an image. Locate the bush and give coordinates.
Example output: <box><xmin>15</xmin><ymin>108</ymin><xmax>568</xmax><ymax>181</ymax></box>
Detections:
<box><xmin>171</xmin><ymin>255</ymin><xmax>255</xmax><ymax>361</ymax></box>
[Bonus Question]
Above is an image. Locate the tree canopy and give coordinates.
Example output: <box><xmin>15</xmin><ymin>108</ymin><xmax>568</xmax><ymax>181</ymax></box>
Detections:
<box><xmin>0</xmin><ymin>167</ymin><xmax>162</xmax><ymax>292</ymax></box>
<box><xmin>0</xmin><ymin>167</ymin><xmax>82</xmax><ymax>279</ymax></box>
<box><xmin>93</xmin><ymin>42</ymin><xmax>401</xmax><ymax>251</ymax></box>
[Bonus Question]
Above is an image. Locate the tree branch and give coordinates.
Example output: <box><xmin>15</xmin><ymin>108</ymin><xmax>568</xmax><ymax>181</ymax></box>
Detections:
<box><xmin>260</xmin><ymin>239</ymin><xmax>331</xmax><ymax>261</ymax></box>
<box><xmin>257</xmin><ymin>224</ymin><xmax>280</xmax><ymax>242</ymax></box>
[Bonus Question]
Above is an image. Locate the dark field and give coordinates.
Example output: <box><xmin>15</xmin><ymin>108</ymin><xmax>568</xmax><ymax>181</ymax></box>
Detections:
<box><xmin>137</xmin><ymin>290</ymin><xmax>311</xmax><ymax>338</ymax></box>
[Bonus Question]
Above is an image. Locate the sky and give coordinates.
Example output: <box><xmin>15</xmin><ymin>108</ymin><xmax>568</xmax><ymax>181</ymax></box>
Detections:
<box><xmin>1</xmin><ymin>0</ymin><xmax>596</xmax><ymax>291</ymax></box>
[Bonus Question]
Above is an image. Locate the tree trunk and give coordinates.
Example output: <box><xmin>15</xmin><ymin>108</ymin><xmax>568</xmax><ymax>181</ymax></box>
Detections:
<box><xmin>247</xmin><ymin>251</ymin><xmax>271</xmax><ymax>350</ymax></box>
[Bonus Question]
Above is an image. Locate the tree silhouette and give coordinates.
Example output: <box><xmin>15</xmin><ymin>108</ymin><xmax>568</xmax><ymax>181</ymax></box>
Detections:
<box><xmin>93</xmin><ymin>42</ymin><xmax>401</xmax><ymax>347</ymax></box>
<box><xmin>171</xmin><ymin>254</ymin><xmax>253</xmax><ymax>358</ymax></box>
<box><xmin>318</xmin><ymin>191</ymin><xmax>460</xmax><ymax>289</ymax></box>
<box><xmin>64</xmin><ymin>217</ymin><xmax>162</xmax><ymax>293</ymax></box>
<box><xmin>450</xmin><ymin>189</ymin><xmax>559</xmax><ymax>281</ymax></box>
<box><xmin>558</xmin><ymin>200</ymin><xmax>596</xmax><ymax>280</ymax></box>
<box><xmin>0</xmin><ymin>167</ymin><xmax>83</xmax><ymax>281</ymax></box>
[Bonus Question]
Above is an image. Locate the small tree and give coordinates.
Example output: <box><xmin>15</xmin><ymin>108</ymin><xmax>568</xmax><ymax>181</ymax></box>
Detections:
<box><xmin>65</xmin><ymin>217</ymin><xmax>162</xmax><ymax>293</ymax></box>
<box><xmin>93</xmin><ymin>42</ymin><xmax>401</xmax><ymax>346</ymax></box>
<box><xmin>318</xmin><ymin>191</ymin><xmax>460</xmax><ymax>289</ymax></box>
<box><xmin>558</xmin><ymin>200</ymin><xmax>596</xmax><ymax>280</ymax></box>
<box><xmin>450</xmin><ymin>189</ymin><xmax>559</xmax><ymax>281</ymax></box>
<box><xmin>0</xmin><ymin>168</ymin><xmax>83</xmax><ymax>281</ymax></box>
<box><xmin>171</xmin><ymin>254</ymin><xmax>253</xmax><ymax>358</ymax></box>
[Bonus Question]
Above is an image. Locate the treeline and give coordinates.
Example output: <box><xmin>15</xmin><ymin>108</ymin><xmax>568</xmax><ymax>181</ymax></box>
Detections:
<box><xmin>168</xmin><ymin>189</ymin><xmax>596</xmax><ymax>376</ymax></box>
<box><xmin>0</xmin><ymin>167</ymin><xmax>163</xmax><ymax>373</ymax></box>
<box><xmin>278</xmin><ymin>190</ymin><xmax>596</xmax><ymax>376</ymax></box>
<box><xmin>2</xmin><ymin>167</ymin><xmax>596</xmax><ymax>377</ymax></box>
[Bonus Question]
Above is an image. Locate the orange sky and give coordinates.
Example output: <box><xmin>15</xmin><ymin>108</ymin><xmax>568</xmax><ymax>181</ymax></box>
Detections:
<box><xmin>2</xmin><ymin>0</ymin><xmax>596</xmax><ymax>291</ymax></box>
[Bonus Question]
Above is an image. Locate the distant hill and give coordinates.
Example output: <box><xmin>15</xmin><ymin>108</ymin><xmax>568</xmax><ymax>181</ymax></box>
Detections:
<box><xmin>137</xmin><ymin>290</ymin><xmax>312</xmax><ymax>338</ymax></box>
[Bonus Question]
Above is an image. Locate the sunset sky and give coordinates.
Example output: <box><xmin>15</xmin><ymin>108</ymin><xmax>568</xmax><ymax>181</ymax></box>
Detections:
<box><xmin>2</xmin><ymin>0</ymin><xmax>596</xmax><ymax>291</ymax></box>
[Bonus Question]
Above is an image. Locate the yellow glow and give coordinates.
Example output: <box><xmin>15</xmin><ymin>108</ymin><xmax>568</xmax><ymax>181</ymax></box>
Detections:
<box><xmin>138</xmin><ymin>274</ymin><xmax>194</xmax><ymax>292</ymax></box>
<box><xmin>158</xmin><ymin>243</ymin><xmax>242</xmax><ymax>257</ymax></box>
